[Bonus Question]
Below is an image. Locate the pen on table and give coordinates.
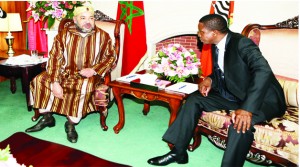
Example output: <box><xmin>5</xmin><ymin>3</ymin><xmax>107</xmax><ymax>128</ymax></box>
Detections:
<box><xmin>178</xmin><ymin>85</ymin><xmax>186</xmax><ymax>90</ymax></box>
<box><xmin>126</xmin><ymin>75</ymin><xmax>136</xmax><ymax>79</ymax></box>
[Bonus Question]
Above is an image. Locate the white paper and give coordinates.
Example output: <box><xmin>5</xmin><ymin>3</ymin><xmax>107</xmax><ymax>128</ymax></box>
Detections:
<box><xmin>140</xmin><ymin>73</ymin><xmax>157</xmax><ymax>85</ymax></box>
<box><xmin>4</xmin><ymin>54</ymin><xmax>48</xmax><ymax>66</ymax></box>
<box><xmin>165</xmin><ymin>82</ymin><xmax>198</xmax><ymax>94</ymax></box>
<box><xmin>116</xmin><ymin>74</ymin><xmax>142</xmax><ymax>83</ymax></box>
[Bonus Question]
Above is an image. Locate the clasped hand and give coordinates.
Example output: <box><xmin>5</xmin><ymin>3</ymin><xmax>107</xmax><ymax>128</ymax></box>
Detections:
<box><xmin>52</xmin><ymin>68</ymin><xmax>96</xmax><ymax>99</ymax></box>
<box><xmin>78</xmin><ymin>68</ymin><xmax>96</xmax><ymax>78</ymax></box>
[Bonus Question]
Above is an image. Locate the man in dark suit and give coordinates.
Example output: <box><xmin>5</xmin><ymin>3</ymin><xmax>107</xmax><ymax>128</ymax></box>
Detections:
<box><xmin>147</xmin><ymin>14</ymin><xmax>286</xmax><ymax>167</ymax></box>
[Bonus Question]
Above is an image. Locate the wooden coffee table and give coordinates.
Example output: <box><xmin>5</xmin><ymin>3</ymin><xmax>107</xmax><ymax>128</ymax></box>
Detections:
<box><xmin>108</xmin><ymin>80</ymin><xmax>189</xmax><ymax>134</ymax></box>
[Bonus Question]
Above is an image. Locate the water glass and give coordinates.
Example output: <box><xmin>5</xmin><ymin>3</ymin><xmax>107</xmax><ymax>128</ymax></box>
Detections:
<box><xmin>31</xmin><ymin>50</ymin><xmax>38</xmax><ymax>58</ymax></box>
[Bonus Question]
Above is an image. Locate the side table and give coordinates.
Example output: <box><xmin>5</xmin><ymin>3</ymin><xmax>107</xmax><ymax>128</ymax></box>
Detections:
<box><xmin>0</xmin><ymin>57</ymin><xmax>46</xmax><ymax>111</ymax></box>
<box><xmin>108</xmin><ymin>80</ymin><xmax>188</xmax><ymax>134</ymax></box>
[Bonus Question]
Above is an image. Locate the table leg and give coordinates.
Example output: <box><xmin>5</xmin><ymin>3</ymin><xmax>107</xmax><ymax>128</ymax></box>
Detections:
<box><xmin>143</xmin><ymin>100</ymin><xmax>150</xmax><ymax>115</ymax></box>
<box><xmin>9</xmin><ymin>77</ymin><xmax>16</xmax><ymax>93</ymax></box>
<box><xmin>112</xmin><ymin>87</ymin><xmax>125</xmax><ymax>134</ymax></box>
<box><xmin>21</xmin><ymin>67</ymin><xmax>32</xmax><ymax>111</ymax></box>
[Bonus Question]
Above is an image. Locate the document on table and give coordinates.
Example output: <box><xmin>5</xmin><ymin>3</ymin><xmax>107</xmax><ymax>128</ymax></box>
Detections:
<box><xmin>165</xmin><ymin>82</ymin><xmax>198</xmax><ymax>94</ymax></box>
<box><xmin>116</xmin><ymin>74</ymin><xmax>142</xmax><ymax>83</ymax></box>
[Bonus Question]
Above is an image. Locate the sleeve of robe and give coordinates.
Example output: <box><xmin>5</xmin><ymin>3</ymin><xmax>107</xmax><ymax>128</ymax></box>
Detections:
<box><xmin>91</xmin><ymin>29</ymin><xmax>116</xmax><ymax>77</ymax></box>
<box><xmin>46</xmin><ymin>31</ymin><xmax>65</xmax><ymax>83</ymax></box>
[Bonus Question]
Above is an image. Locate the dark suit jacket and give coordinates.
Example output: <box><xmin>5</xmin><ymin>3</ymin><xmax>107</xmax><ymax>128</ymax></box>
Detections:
<box><xmin>208</xmin><ymin>31</ymin><xmax>286</xmax><ymax>121</ymax></box>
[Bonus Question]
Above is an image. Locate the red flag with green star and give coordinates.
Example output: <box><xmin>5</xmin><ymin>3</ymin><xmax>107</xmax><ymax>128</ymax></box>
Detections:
<box><xmin>117</xmin><ymin>1</ymin><xmax>147</xmax><ymax>76</ymax></box>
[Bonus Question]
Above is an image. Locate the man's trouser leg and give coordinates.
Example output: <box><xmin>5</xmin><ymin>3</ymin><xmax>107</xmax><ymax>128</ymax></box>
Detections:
<box><xmin>221</xmin><ymin>111</ymin><xmax>266</xmax><ymax>167</ymax></box>
<box><xmin>163</xmin><ymin>91</ymin><xmax>239</xmax><ymax>155</ymax></box>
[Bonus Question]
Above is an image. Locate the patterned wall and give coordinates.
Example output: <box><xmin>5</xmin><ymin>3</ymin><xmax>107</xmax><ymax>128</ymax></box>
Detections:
<box><xmin>155</xmin><ymin>35</ymin><xmax>201</xmax><ymax>57</ymax></box>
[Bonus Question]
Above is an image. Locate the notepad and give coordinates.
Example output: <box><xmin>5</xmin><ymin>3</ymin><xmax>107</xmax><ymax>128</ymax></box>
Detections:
<box><xmin>116</xmin><ymin>74</ymin><xmax>142</xmax><ymax>83</ymax></box>
<box><xmin>165</xmin><ymin>82</ymin><xmax>198</xmax><ymax>94</ymax></box>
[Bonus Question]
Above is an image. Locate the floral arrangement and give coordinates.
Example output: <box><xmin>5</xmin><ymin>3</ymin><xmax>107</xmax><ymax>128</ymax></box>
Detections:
<box><xmin>149</xmin><ymin>44</ymin><xmax>201</xmax><ymax>83</ymax></box>
<box><xmin>0</xmin><ymin>145</ymin><xmax>32</xmax><ymax>167</ymax></box>
<box><xmin>26</xmin><ymin>1</ymin><xmax>87</xmax><ymax>28</ymax></box>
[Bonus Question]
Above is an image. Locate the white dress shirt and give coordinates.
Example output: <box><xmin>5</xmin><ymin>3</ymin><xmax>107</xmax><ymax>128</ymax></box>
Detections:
<box><xmin>216</xmin><ymin>34</ymin><xmax>228</xmax><ymax>72</ymax></box>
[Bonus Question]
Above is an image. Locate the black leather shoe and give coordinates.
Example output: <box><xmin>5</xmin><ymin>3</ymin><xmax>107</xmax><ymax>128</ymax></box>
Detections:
<box><xmin>25</xmin><ymin>114</ymin><xmax>55</xmax><ymax>132</ymax></box>
<box><xmin>65</xmin><ymin>121</ymin><xmax>78</xmax><ymax>143</ymax></box>
<box><xmin>147</xmin><ymin>151</ymin><xmax>188</xmax><ymax>166</ymax></box>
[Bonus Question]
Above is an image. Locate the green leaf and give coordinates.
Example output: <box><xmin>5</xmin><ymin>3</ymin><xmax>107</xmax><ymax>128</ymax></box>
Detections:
<box><xmin>47</xmin><ymin>17</ymin><xmax>55</xmax><ymax>29</ymax></box>
<box><xmin>0</xmin><ymin>145</ymin><xmax>11</xmax><ymax>161</ymax></box>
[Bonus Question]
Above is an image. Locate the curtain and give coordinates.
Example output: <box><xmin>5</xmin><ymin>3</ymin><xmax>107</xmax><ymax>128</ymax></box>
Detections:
<box><xmin>26</xmin><ymin>2</ymin><xmax>48</xmax><ymax>57</ymax></box>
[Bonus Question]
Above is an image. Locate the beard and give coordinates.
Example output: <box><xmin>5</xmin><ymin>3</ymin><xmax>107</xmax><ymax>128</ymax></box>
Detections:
<box><xmin>75</xmin><ymin>23</ymin><xmax>94</xmax><ymax>33</ymax></box>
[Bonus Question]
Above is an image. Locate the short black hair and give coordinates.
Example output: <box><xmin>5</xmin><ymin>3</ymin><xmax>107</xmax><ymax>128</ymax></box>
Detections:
<box><xmin>199</xmin><ymin>14</ymin><xmax>229</xmax><ymax>33</ymax></box>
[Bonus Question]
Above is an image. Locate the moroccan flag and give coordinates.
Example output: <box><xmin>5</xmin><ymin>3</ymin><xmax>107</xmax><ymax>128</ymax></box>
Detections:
<box><xmin>201</xmin><ymin>1</ymin><xmax>234</xmax><ymax>77</ymax></box>
<box><xmin>116</xmin><ymin>1</ymin><xmax>147</xmax><ymax>76</ymax></box>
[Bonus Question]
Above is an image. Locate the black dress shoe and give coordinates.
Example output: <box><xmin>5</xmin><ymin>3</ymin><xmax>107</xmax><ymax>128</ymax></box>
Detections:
<box><xmin>147</xmin><ymin>151</ymin><xmax>188</xmax><ymax>166</ymax></box>
<box><xmin>65</xmin><ymin>121</ymin><xmax>78</xmax><ymax>143</ymax></box>
<box><xmin>25</xmin><ymin>114</ymin><xmax>55</xmax><ymax>132</ymax></box>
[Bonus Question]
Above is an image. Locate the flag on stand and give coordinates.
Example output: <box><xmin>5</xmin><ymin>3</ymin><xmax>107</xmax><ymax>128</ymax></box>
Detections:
<box><xmin>116</xmin><ymin>1</ymin><xmax>147</xmax><ymax>76</ymax></box>
<box><xmin>200</xmin><ymin>1</ymin><xmax>234</xmax><ymax>77</ymax></box>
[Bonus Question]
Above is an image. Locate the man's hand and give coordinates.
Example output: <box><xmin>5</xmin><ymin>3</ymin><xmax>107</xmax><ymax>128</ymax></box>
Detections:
<box><xmin>198</xmin><ymin>77</ymin><xmax>212</xmax><ymax>97</ymax></box>
<box><xmin>231</xmin><ymin>109</ymin><xmax>252</xmax><ymax>133</ymax></box>
<box><xmin>52</xmin><ymin>82</ymin><xmax>64</xmax><ymax>99</ymax></box>
<box><xmin>79</xmin><ymin>68</ymin><xmax>96</xmax><ymax>78</ymax></box>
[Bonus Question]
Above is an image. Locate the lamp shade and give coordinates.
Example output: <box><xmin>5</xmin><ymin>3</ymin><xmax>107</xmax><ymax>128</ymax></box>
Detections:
<box><xmin>0</xmin><ymin>13</ymin><xmax>22</xmax><ymax>32</ymax></box>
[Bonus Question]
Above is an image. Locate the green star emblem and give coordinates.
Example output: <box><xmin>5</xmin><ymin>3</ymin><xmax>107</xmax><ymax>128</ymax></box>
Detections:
<box><xmin>118</xmin><ymin>1</ymin><xmax>144</xmax><ymax>34</ymax></box>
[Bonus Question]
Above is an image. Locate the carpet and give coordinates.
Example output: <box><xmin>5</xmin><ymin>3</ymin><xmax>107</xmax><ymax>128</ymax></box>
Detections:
<box><xmin>0</xmin><ymin>79</ymin><xmax>268</xmax><ymax>167</ymax></box>
<box><xmin>0</xmin><ymin>132</ymin><xmax>130</xmax><ymax>167</ymax></box>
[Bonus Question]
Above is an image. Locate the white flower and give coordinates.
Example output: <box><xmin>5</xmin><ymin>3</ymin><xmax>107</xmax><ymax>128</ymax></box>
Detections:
<box><xmin>149</xmin><ymin>44</ymin><xmax>201</xmax><ymax>83</ymax></box>
<box><xmin>26</xmin><ymin>1</ymin><xmax>87</xmax><ymax>28</ymax></box>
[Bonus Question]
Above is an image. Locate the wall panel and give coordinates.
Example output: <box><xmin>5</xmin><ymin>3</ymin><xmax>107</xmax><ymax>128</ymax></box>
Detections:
<box><xmin>0</xmin><ymin>1</ymin><xmax>27</xmax><ymax>51</ymax></box>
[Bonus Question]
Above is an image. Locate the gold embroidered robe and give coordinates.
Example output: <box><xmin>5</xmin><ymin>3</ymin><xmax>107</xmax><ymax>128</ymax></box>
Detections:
<box><xmin>30</xmin><ymin>23</ymin><xmax>116</xmax><ymax>117</ymax></box>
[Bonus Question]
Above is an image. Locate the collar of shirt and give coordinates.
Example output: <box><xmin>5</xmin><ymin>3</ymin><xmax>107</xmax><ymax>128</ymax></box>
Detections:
<box><xmin>216</xmin><ymin>33</ymin><xmax>227</xmax><ymax>53</ymax></box>
<box><xmin>216</xmin><ymin>33</ymin><xmax>228</xmax><ymax>72</ymax></box>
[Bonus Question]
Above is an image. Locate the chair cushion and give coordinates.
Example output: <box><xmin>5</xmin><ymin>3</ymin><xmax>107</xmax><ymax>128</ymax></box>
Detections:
<box><xmin>199</xmin><ymin>106</ymin><xmax>299</xmax><ymax>165</ymax></box>
<box><xmin>277</xmin><ymin>77</ymin><xmax>298</xmax><ymax>107</ymax></box>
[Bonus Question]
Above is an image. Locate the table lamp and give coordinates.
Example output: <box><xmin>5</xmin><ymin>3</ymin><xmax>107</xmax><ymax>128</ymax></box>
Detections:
<box><xmin>0</xmin><ymin>13</ymin><xmax>23</xmax><ymax>57</ymax></box>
